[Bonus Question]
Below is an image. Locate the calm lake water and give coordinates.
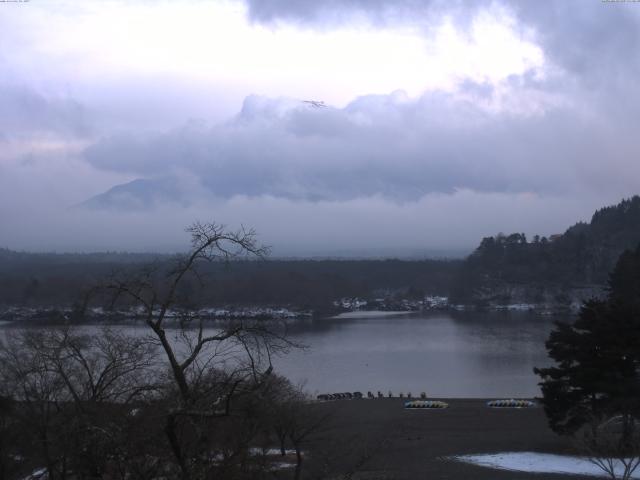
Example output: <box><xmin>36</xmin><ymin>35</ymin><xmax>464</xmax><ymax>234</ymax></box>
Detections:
<box><xmin>1</xmin><ymin>311</ymin><xmax>560</xmax><ymax>398</ymax></box>
<box><xmin>275</xmin><ymin>311</ymin><xmax>557</xmax><ymax>398</ymax></box>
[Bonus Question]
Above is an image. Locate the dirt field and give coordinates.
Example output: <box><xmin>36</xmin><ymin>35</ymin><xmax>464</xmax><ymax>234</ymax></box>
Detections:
<box><xmin>303</xmin><ymin>398</ymin><xmax>587</xmax><ymax>480</ymax></box>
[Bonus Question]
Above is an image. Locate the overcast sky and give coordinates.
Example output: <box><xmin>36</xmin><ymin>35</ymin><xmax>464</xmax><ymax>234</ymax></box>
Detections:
<box><xmin>1</xmin><ymin>0</ymin><xmax>639</xmax><ymax>256</ymax></box>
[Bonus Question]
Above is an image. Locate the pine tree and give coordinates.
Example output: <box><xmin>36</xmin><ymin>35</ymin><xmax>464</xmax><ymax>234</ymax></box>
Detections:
<box><xmin>534</xmin><ymin>244</ymin><xmax>640</xmax><ymax>436</ymax></box>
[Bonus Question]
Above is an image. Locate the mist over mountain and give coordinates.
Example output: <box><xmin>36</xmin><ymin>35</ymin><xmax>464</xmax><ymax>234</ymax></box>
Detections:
<box><xmin>2</xmin><ymin>3</ymin><xmax>640</xmax><ymax>479</ymax></box>
<box><xmin>3</xmin><ymin>0</ymin><xmax>640</xmax><ymax>253</ymax></box>
<box><xmin>2</xmin><ymin>0</ymin><xmax>640</xmax><ymax>290</ymax></box>
<box><xmin>79</xmin><ymin>177</ymin><xmax>189</xmax><ymax>211</ymax></box>
<box><xmin>2</xmin><ymin>196</ymin><xmax>638</xmax><ymax>314</ymax></box>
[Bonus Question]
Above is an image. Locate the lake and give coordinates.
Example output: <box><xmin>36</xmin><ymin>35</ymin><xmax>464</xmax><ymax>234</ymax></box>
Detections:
<box><xmin>274</xmin><ymin>311</ymin><xmax>557</xmax><ymax>398</ymax></box>
<box><xmin>0</xmin><ymin>311</ymin><xmax>560</xmax><ymax>398</ymax></box>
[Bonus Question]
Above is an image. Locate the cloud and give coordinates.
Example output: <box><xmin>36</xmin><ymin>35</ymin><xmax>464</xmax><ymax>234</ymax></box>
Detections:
<box><xmin>515</xmin><ymin>2</ymin><xmax>640</xmax><ymax>77</ymax></box>
<box><xmin>243</xmin><ymin>0</ymin><xmax>640</xmax><ymax>93</ymax></box>
<box><xmin>78</xmin><ymin>176</ymin><xmax>197</xmax><ymax>211</ymax></box>
<box><xmin>0</xmin><ymin>83</ymin><xmax>91</xmax><ymax>140</ymax></box>
<box><xmin>1</xmin><ymin>0</ymin><xmax>639</xmax><ymax>254</ymax></box>
<box><xmin>244</xmin><ymin>0</ymin><xmax>486</xmax><ymax>28</ymax></box>
<box><xmin>0</xmin><ymin>183</ymin><xmax>615</xmax><ymax>255</ymax></box>
<box><xmin>241</xmin><ymin>0</ymin><xmax>640</xmax><ymax>121</ymax></box>
<box><xmin>82</xmin><ymin>81</ymin><xmax>637</xmax><ymax>207</ymax></box>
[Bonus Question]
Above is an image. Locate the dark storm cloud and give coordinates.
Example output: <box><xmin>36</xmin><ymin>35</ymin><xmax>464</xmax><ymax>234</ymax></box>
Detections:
<box><xmin>241</xmin><ymin>0</ymin><xmax>640</xmax><ymax>143</ymax></box>
<box><xmin>244</xmin><ymin>0</ymin><xmax>640</xmax><ymax>88</ymax></box>
<box><xmin>514</xmin><ymin>2</ymin><xmax>640</xmax><ymax>126</ymax></box>
<box><xmin>515</xmin><ymin>2</ymin><xmax>640</xmax><ymax>77</ymax></box>
<box><xmin>232</xmin><ymin>0</ymin><xmax>640</xmax><ymax>201</ymax></box>
<box><xmin>3</xmin><ymin>0</ymin><xmax>640</xmax><ymax>254</ymax></box>
<box><xmin>82</xmin><ymin>86</ymin><xmax>631</xmax><ymax>206</ymax></box>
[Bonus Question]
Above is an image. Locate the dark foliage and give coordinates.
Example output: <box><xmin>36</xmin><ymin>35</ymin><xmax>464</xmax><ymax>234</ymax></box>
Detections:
<box><xmin>534</xmin><ymin>243</ymin><xmax>640</xmax><ymax>436</ymax></box>
<box><xmin>453</xmin><ymin>196</ymin><xmax>640</xmax><ymax>302</ymax></box>
<box><xmin>0</xmin><ymin>327</ymin><xmax>328</xmax><ymax>480</ymax></box>
<box><xmin>0</xmin><ymin>395</ymin><xmax>16</xmax><ymax>480</ymax></box>
<box><xmin>0</xmin><ymin>251</ymin><xmax>459</xmax><ymax>313</ymax></box>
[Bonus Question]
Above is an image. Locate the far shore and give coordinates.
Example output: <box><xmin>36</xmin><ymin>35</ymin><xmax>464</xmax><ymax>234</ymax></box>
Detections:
<box><xmin>329</xmin><ymin>310</ymin><xmax>416</xmax><ymax>319</ymax></box>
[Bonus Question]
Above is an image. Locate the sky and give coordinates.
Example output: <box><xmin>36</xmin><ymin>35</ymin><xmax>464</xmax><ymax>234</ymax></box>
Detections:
<box><xmin>1</xmin><ymin>0</ymin><xmax>639</xmax><ymax>256</ymax></box>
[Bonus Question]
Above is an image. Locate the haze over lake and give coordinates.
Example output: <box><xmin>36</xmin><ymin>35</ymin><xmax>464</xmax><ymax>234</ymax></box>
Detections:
<box><xmin>2</xmin><ymin>311</ymin><xmax>555</xmax><ymax>398</ymax></box>
<box><xmin>277</xmin><ymin>312</ymin><xmax>555</xmax><ymax>398</ymax></box>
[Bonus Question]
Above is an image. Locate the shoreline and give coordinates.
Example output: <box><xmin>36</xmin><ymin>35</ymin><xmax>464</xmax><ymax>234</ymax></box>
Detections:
<box><xmin>306</xmin><ymin>398</ymin><xmax>583</xmax><ymax>480</ymax></box>
<box><xmin>329</xmin><ymin>310</ymin><xmax>417</xmax><ymax>319</ymax></box>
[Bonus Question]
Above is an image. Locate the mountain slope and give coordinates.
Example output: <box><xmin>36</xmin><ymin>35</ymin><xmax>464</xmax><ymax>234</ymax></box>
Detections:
<box><xmin>452</xmin><ymin>196</ymin><xmax>640</xmax><ymax>304</ymax></box>
<box><xmin>79</xmin><ymin>177</ymin><xmax>186</xmax><ymax>211</ymax></box>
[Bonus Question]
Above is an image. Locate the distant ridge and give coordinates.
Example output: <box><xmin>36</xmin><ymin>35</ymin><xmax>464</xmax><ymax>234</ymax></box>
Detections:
<box><xmin>78</xmin><ymin>177</ymin><xmax>186</xmax><ymax>211</ymax></box>
<box><xmin>453</xmin><ymin>195</ymin><xmax>640</xmax><ymax>303</ymax></box>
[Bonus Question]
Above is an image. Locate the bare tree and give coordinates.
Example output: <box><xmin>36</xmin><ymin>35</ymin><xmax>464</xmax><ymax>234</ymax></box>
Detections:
<box><xmin>0</xmin><ymin>327</ymin><xmax>159</xmax><ymax>480</ymax></box>
<box><xmin>0</xmin><ymin>223</ymin><xmax>304</xmax><ymax>480</ymax></box>
<box><xmin>580</xmin><ymin>415</ymin><xmax>640</xmax><ymax>480</ymax></box>
<box><xmin>268</xmin><ymin>380</ymin><xmax>330</xmax><ymax>480</ymax></box>
<box><xmin>104</xmin><ymin>222</ymin><xmax>297</xmax><ymax>479</ymax></box>
<box><xmin>0</xmin><ymin>395</ymin><xmax>15</xmax><ymax>480</ymax></box>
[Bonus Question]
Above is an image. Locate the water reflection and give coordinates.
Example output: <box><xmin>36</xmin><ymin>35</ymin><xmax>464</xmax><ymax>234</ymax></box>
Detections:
<box><xmin>274</xmin><ymin>312</ymin><xmax>558</xmax><ymax>398</ymax></box>
<box><xmin>0</xmin><ymin>311</ymin><xmax>560</xmax><ymax>398</ymax></box>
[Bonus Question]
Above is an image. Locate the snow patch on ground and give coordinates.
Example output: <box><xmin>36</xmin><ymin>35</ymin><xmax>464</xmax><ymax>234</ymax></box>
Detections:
<box><xmin>453</xmin><ymin>452</ymin><xmax>640</xmax><ymax>478</ymax></box>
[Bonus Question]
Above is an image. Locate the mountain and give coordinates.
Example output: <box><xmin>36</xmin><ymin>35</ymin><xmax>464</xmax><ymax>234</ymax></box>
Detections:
<box><xmin>452</xmin><ymin>196</ymin><xmax>640</xmax><ymax>306</ymax></box>
<box><xmin>78</xmin><ymin>177</ymin><xmax>187</xmax><ymax>210</ymax></box>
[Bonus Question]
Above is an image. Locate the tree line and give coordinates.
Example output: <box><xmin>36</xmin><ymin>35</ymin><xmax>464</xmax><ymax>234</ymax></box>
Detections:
<box><xmin>0</xmin><ymin>250</ymin><xmax>459</xmax><ymax>313</ymax></box>
<box><xmin>0</xmin><ymin>224</ymin><xmax>333</xmax><ymax>480</ymax></box>
<box><xmin>452</xmin><ymin>195</ymin><xmax>640</xmax><ymax>303</ymax></box>
<box><xmin>2</xmin><ymin>196</ymin><xmax>639</xmax><ymax>315</ymax></box>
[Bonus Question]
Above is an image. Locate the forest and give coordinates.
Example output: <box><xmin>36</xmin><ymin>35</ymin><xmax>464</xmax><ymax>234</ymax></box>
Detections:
<box><xmin>2</xmin><ymin>196</ymin><xmax>640</xmax><ymax>315</ymax></box>
<box><xmin>452</xmin><ymin>196</ymin><xmax>640</xmax><ymax>304</ymax></box>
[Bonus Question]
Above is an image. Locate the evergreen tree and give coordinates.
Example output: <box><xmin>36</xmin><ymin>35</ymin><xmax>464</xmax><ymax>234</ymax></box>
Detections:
<box><xmin>454</xmin><ymin>196</ymin><xmax>640</xmax><ymax>302</ymax></box>
<box><xmin>534</xmin><ymin>244</ymin><xmax>640</xmax><ymax>436</ymax></box>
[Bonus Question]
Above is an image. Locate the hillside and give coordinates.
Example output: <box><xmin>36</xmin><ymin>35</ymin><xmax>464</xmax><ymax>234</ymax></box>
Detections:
<box><xmin>452</xmin><ymin>196</ymin><xmax>640</xmax><ymax>306</ymax></box>
<box><xmin>0</xmin><ymin>251</ymin><xmax>459</xmax><ymax>312</ymax></box>
<box><xmin>2</xmin><ymin>196</ymin><xmax>639</xmax><ymax>315</ymax></box>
